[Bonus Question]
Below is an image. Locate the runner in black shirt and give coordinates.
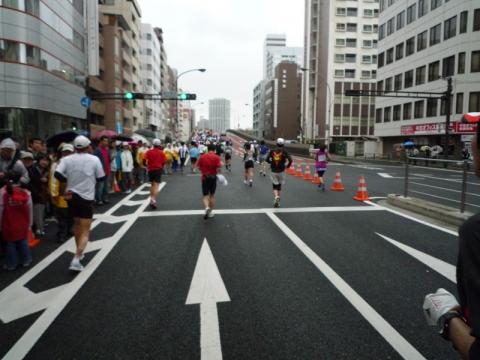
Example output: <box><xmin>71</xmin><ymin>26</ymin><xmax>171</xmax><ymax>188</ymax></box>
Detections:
<box><xmin>266</xmin><ymin>138</ymin><xmax>292</xmax><ymax>207</ymax></box>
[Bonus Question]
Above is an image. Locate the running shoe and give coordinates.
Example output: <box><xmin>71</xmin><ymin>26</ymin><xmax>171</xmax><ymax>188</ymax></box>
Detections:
<box><xmin>204</xmin><ymin>207</ymin><xmax>211</xmax><ymax>220</ymax></box>
<box><xmin>249</xmin><ymin>180</ymin><xmax>253</xmax><ymax>187</ymax></box>
<box><xmin>274</xmin><ymin>196</ymin><xmax>280</xmax><ymax>208</ymax></box>
<box><xmin>207</xmin><ymin>211</ymin><xmax>215</xmax><ymax>218</ymax></box>
<box><xmin>322</xmin><ymin>184</ymin><xmax>326</xmax><ymax>192</ymax></box>
<box><xmin>69</xmin><ymin>259</ymin><xmax>84</xmax><ymax>272</ymax></box>
<box><xmin>243</xmin><ymin>180</ymin><xmax>248</xmax><ymax>185</ymax></box>
<box><xmin>149</xmin><ymin>200</ymin><xmax>157</xmax><ymax>210</ymax></box>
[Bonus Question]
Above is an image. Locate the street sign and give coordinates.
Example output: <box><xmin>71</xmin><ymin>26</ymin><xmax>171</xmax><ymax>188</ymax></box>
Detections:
<box><xmin>162</xmin><ymin>91</ymin><xmax>177</xmax><ymax>98</ymax></box>
<box><xmin>80</xmin><ymin>96</ymin><xmax>92</xmax><ymax>108</ymax></box>
<box><xmin>116</xmin><ymin>121</ymin><xmax>123</xmax><ymax>134</ymax></box>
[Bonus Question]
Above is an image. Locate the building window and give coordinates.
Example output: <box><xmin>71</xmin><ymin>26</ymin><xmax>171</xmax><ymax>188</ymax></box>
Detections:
<box><xmin>403</xmin><ymin>103</ymin><xmax>412</xmax><ymax>120</ymax></box>
<box><xmin>406</xmin><ymin>37</ymin><xmax>415</xmax><ymax>56</ymax></box>
<box><xmin>335</xmin><ymin>69</ymin><xmax>345</xmax><ymax>77</ymax></box>
<box><xmin>364</xmin><ymin>9</ymin><xmax>374</xmax><ymax>17</ymax></box>
<box><xmin>456</xmin><ymin>93</ymin><xmax>464</xmax><ymax>114</ymax></box>
<box><xmin>469</xmin><ymin>92</ymin><xmax>480</xmax><ymax>112</ymax></box>
<box><xmin>335</xmin><ymin>53</ymin><xmax>345</xmax><ymax>62</ymax></box>
<box><xmin>337</xmin><ymin>23</ymin><xmax>346</xmax><ymax>31</ymax></box>
<box><xmin>387</xmin><ymin>17</ymin><xmax>395</xmax><ymax>35</ymax></box>
<box><xmin>345</xmin><ymin>53</ymin><xmax>357</xmax><ymax>63</ymax></box>
<box><xmin>385</xmin><ymin>77</ymin><xmax>393</xmax><ymax>91</ymax></box>
<box><xmin>336</xmin><ymin>7</ymin><xmax>346</xmax><ymax>16</ymax></box>
<box><xmin>430</xmin><ymin>24</ymin><xmax>441</xmax><ymax>46</ymax></box>
<box><xmin>431</xmin><ymin>0</ymin><xmax>442</xmax><ymax>11</ymax></box>
<box><xmin>404</xmin><ymin>70</ymin><xmax>414</xmax><ymax>88</ymax></box>
<box><xmin>377</xmin><ymin>80</ymin><xmax>384</xmax><ymax>91</ymax></box>
<box><xmin>416</xmin><ymin>65</ymin><xmax>426</xmax><ymax>85</ymax></box>
<box><xmin>347</xmin><ymin>23</ymin><xmax>357</xmax><ymax>32</ymax></box>
<box><xmin>407</xmin><ymin>4</ymin><xmax>416</xmax><ymax>24</ymax></box>
<box><xmin>417</xmin><ymin>31</ymin><xmax>428</xmax><ymax>51</ymax></box>
<box><xmin>347</xmin><ymin>8</ymin><xmax>358</xmax><ymax>16</ymax></box>
<box><xmin>444</xmin><ymin>16</ymin><xmax>457</xmax><ymax>40</ymax></box>
<box><xmin>336</xmin><ymin>38</ymin><xmax>346</xmax><ymax>46</ymax></box>
<box><xmin>386</xmin><ymin>48</ymin><xmax>394</xmax><ymax>64</ymax></box>
<box><xmin>395</xmin><ymin>43</ymin><xmax>404</xmax><ymax>60</ymax></box>
<box><xmin>396</xmin><ymin>11</ymin><xmax>405</xmax><ymax>30</ymax></box>
<box><xmin>384</xmin><ymin>107</ymin><xmax>391</xmax><ymax>122</ymax></box>
<box><xmin>458</xmin><ymin>52</ymin><xmax>466</xmax><ymax>74</ymax></box>
<box><xmin>379</xmin><ymin>24</ymin><xmax>385</xmax><ymax>40</ymax></box>
<box><xmin>376</xmin><ymin>108</ymin><xmax>382</xmax><ymax>123</ymax></box>
<box><xmin>372</xmin><ymin>55</ymin><xmax>378</xmax><ymax>64</ymax></box>
<box><xmin>361</xmin><ymin>70</ymin><xmax>371</xmax><ymax>79</ymax></box>
<box><xmin>363</xmin><ymin>24</ymin><xmax>373</xmax><ymax>32</ymax></box>
<box><xmin>392</xmin><ymin>105</ymin><xmax>401</xmax><ymax>121</ymax></box>
<box><xmin>418</xmin><ymin>0</ymin><xmax>428</xmax><ymax>18</ymax></box>
<box><xmin>394</xmin><ymin>74</ymin><xmax>402</xmax><ymax>90</ymax></box>
<box><xmin>372</xmin><ymin>70</ymin><xmax>377</xmax><ymax>79</ymax></box>
<box><xmin>460</xmin><ymin>11</ymin><xmax>468</xmax><ymax>34</ymax></box>
<box><xmin>378</xmin><ymin>52</ymin><xmax>385</xmax><ymax>67</ymax></box>
<box><xmin>472</xmin><ymin>51</ymin><xmax>480</xmax><ymax>72</ymax></box>
<box><xmin>442</xmin><ymin>55</ymin><xmax>455</xmax><ymax>77</ymax></box>
<box><xmin>346</xmin><ymin>38</ymin><xmax>357</xmax><ymax>47</ymax></box>
<box><xmin>474</xmin><ymin>9</ymin><xmax>480</xmax><ymax>31</ymax></box>
<box><xmin>362</xmin><ymin>55</ymin><xmax>371</xmax><ymax>64</ymax></box>
<box><xmin>362</xmin><ymin>40</ymin><xmax>372</xmax><ymax>48</ymax></box>
<box><xmin>426</xmin><ymin>99</ymin><xmax>438</xmax><ymax>117</ymax></box>
<box><xmin>345</xmin><ymin>69</ymin><xmax>356</xmax><ymax>78</ymax></box>
<box><xmin>428</xmin><ymin>61</ymin><xmax>440</xmax><ymax>81</ymax></box>
<box><xmin>414</xmin><ymin>100</ymin><xmax>424</xmax><ymax>118</ymax></box>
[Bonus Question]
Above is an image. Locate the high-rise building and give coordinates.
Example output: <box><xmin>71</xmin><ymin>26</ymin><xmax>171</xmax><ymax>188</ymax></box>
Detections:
<box><xmin>197</xmin><ymin>116</ymin><xmax>210</xmax><ymax>130</ymax></box>
<box><xmin>253</xmin><ymin>80</ymin><xmax>266</xmax><ymax>138</ymax></box>
<box><xmin>209</xmin><ymin>98</ymin><xmax>231</xmax><ymax>133</ymax></box>
<box><xmin>375</xmin><ymin>0</ymin><xmax>480</xmax><ymax>155</ymax></box>
<box><xmin>155</xmin><ymin>27</ymin><xmax>170</xmax><ymax>139</ymax></box>
<box><xmin>88</xmin><ymin>0</ymin><xmax>143</xmax><ymax>135</ymax></box>
<box><xmin>264</xmin><ymin>62</ymin><xmax>302</xmax><ymax>141</ymax></box>
<box><xmin>0</xmin><ymin>0</ymin><xmax>87</xmax><ymax>143</ymax></box>
<box><xmin>304</xmin><ymin>0</ymin><xmax>379</xmax><ymax>143</ymax></box>
<box><xmin>264</xmin><ymin>34</ymin><xmax>287</xmax><ymax>79</ymax></box>
<box><xmin>140</xmin><ymin>23</ymin><xmax>162</xmax><ymax>135</ymax></box>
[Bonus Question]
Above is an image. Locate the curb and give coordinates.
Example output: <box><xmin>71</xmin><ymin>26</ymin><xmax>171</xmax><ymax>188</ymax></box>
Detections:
<box><xmin>386</xmin><ymin>194</ymin><xmax>472</xmax><ymax>227</ymax></box>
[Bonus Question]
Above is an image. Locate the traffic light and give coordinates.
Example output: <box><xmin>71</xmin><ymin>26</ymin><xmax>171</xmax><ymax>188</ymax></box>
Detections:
<box><xmin>124</xmin><ymin>92</ymin><xmax>145</xmax><ymax>100</ymax></box>
<box><xmin>71</xmin><ymin>122</ymin><xmax>77</xmax><ymax>131</ymax></box>
<box><xmin>178</xmin><ymin>93</ymin><xmax>196</xmax><ymax>100</ymax></box>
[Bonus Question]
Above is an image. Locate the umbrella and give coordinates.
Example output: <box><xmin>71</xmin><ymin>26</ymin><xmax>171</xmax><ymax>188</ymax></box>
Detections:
<box><xmin>46</xmin><ymin>130</ymin><xmax>79</xmax><ymax>148</ymax></box>
<box><xmin>420</xmin><ymin>145</ymin><xmax>431</xmax><ymax>152</ymax></box>
<box><xmin>461</xmin><ymin>112</ymin><xmax>480</xmax><ymax>124</ymax></box>
<box><xmin>134</xmin><ymin>129</ymin><xmax>156</xmax><ymax>138</ymax></box>
<box><xmin>114</xmin><ymin>135</ymin><xmax>133</xmax><ymax>142</ymax></box>
<box><xmin>132</xmin><ymin>133</ymin><xmax>150</xmax><ymax>146</ymax></box>
<box><xmin>403</xmin><ymin>140</ymin><xmax>415</xmax><ymax>147</ymax></box>
<box><xmin>93</xmin><ymin>129</ymin><xmax>118</xmax><ymax>140</ymax></box>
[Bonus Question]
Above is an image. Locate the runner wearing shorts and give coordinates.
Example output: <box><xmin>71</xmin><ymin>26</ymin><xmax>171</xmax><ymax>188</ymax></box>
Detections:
<box><xmin>267</xmin><ymin>138</ymin><xmax>292</xmax><ymax>208</ymax></box>
<box><xmin>258</xmin><ymin>140</ymin><xmax>270</xmax><ymax>176</ymax></box>
<box><xmin>243</xmin><ymin>143</ymin><xmax>255</xmax><ymax>187</ymax></box>
<box><xmin>144</xmin><ymin>139</ymin><xmax>166</xmax><ymax>209</ymax></box>
<box><xmin>314</xmin><ymin>144</ymin><xmax>331</xmax><ymax>191</ymax></box>
<box><xmin>224</xmin><ymin>143</ymin><xmax>233</xmax><ymax>172</ymax></box>
<box><xmin>190</xmin><ymin>143</ymin><xmax>200</xmax><ymax>173</ymax></box>
<box><xmin>54</xmin><ymin>135</ymin><xmax>105</xmax><ymax>271</ymax></box>
<box><xmin>196</xmin><ymin>143</ymin><xmax>222</xmax><ymax>219</ymax></box>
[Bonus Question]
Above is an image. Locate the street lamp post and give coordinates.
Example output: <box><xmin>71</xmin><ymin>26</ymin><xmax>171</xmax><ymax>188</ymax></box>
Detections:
<box><xmin>175</xmin><ymin>68</ymin><xmax>206</xmax><ymax>138</ymax></box>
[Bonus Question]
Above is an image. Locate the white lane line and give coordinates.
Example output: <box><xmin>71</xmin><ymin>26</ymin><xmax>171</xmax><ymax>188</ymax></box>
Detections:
<box><xmin>186</xmin><ymin>238</ymin><xmax>230</xmax><ymax>360</ymax></box>
<box><xmin>375</xmin><ymin>233</ymin><xmax>456</xmax><ymax>283</ymax></box>
<box><xmin>410</xmin><ymin>181</ymin><xmax>480</xmax><ymax>198</ymax></box>
<box><xmin>364</xmin><ymin>201</ymin><xmax>458</xmax><ymax>236</ymax></box>
<box><xmin>409</xmin><ymin>190</ymin><xmax>480</xmax><ymax>209</ymax></box>
<box><xmin>139</xmin><ymin>206</ymin><xmax>383</xmax><ymax>217</ymax></box>
<box><xmin>1</xmin><ymin>182</ymin><xmax>166</xmax><ymax>360</ymax></box>
<box><xmin>378</xmin><ymin>173</ymin><xmax>393</xmax><ymax>178</ymax></box>
<box><xmin>412</xmin><ymin>173</ymin><xmax>480</xmax><ymax>187</ymax></box>
<box><xmin>267</xmin><ymin>213</ymin><xmax>426</xmax><ymax>360</ymax></box>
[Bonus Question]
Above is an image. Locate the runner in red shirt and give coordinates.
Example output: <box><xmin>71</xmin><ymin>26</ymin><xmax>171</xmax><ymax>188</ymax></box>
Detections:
<box><xmin>144</xmin><ymin>139</ymin><xmax>166</xmax><ymax>209</ymax></box>
<box><xmin>196</xmin><ymin>143</ymin><xmax>222</xmax><ymax>219</ymax></box>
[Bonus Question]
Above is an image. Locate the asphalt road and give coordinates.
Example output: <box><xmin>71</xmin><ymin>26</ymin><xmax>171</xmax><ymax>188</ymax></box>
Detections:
<box><xmin>0</xmin><ymin>143</ymin><xmax>468</xmax><ymax>359</ymax></box>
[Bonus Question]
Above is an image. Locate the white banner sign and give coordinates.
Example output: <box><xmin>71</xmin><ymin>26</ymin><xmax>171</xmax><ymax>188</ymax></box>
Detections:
<box><xmin>86</xmin><ymin>1</ymin><xmax>99</xmax><ymax>76</ymax></box>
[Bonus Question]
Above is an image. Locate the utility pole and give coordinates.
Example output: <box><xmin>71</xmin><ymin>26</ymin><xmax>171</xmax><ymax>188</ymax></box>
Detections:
<box><xmin>444</xmin><ymin>77</ymin><xmax>453</xmax><ymax>159</ymax></box>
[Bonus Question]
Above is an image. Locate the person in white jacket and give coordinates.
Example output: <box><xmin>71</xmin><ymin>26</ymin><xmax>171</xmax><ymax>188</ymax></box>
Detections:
<box><xmin>120</xmin><ymin>143</ymin><xmax>134</xmax><ymax>194</ymax></box>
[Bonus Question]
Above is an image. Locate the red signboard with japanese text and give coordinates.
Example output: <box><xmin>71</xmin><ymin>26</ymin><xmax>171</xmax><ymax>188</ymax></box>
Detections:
<box><xmin>400</xmin><ymin>121</ymin><xmax>477</xmax><ymax>136</ymax></box>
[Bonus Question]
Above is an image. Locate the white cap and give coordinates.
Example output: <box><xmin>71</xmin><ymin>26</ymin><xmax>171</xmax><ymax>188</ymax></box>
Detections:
<box><xmin>0</xmin><ymin>138</ymin><xmax>16</xmax><ymax>150</ymax></box>
<box><xmin>61</xmin><ymin>143</ymin><xmax>74</xmax><ymax>152</ymax></box>
<box><xmin>153</xmin><ymin>138</ymin><xmax>161</xmax><ymax>146</ymax></box>
<box><xmin>74</xmin><ymin>135</ymin><xmax>91</xmax><ymax>149</ymax></box>
<box><xmin>20</xmin><ymin>151</ymin><xmax>34</xmax><ymax>159</ymax></box>
<box><xmin>276</xmin><ymin>138</ymin><xmax>285</xmax><ymax>145</ymax></box>
<box><xmin>122</xmin><ymin>142</ymin><xmax>129</xmax><ymax>147</ymax></box>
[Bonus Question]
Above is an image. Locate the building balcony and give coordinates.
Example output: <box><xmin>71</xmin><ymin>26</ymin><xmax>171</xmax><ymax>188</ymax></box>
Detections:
<box><xmin>122</xmin><ymin>70</ymin><xmax>132</xmax><ymax>84</ymax></box>
<box><xmin>89</xmin><ymin>76</ymin><xmax>105</xmax><ymax>93</ymax></box>
<box><xmin>122</xmin><ymin>48</ymin><xmax>132</xmax><ymax>64</ymax></box>
<box><xmin>90</xmin><ymin>100</ymin><xmax>105</xmax><ymax>116</ymax></box>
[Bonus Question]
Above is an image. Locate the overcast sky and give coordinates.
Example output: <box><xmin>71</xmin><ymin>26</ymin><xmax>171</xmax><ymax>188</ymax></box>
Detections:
<box><xmin>139</xmin><ymin>0</ymin><xmax>304</xmax><ymax>128</ymax></box>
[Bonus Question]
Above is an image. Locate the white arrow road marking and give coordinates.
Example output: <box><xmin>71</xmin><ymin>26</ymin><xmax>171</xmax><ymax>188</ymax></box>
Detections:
<box><xmin>375</xmin><ymin>233</ymin><xmax>456</xmax><ymax>283</ymax></box>
<box><xmin>267</xmin><ymin>213</ymin><xmax>426</xmax><ymax>360</ymax></box>
<box><xmin>378</xmin><ymin>173</ymin><xmax>393</xmax><ymax>178</ymax></box>
<box><xmin>351</xmin><ymin>165</ymin><xmax>384</xmax><ymax>170</ymax></box>
<box><xmin>377</xmin><ymin>173</ymin><xmax>424</xmax><ymax>180</ymax></box>
<box><xmin>186</xmin><ymin>238</ymin><xmax>230</xmax><ymax>360</ymax></box>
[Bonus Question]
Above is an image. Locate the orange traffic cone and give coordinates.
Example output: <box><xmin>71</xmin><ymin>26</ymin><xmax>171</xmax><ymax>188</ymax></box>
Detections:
<box><xmin>113</xmin><ymin>177</ymin><xmax>121</xmax><ymax>193</ymax></box>
<box><xmin>295</xmin><ymin>164</ymin><xmax>303</xmax><ymax>177</ymax></box>
<box><xmin>303</xmin><ymin>165</ymin><xmax>312</xmax><ymax>181</ymax></box>
<box><xmin>353</xmin><ymin>176</ymin><xmax>370</xmax><ymax>201</ymax></box>
<box><xmin>312</xmin><ymin>172</ymin><xmax>321</xmax><ymax>185</ymax></box>
<box><xmin>287</xmin><ymin>161</ymin><xmax>296</xmax><ymax>175</ymax></box>
<box><xmin>330</xmin><ymin>171</ymin><xmax>345</xmax><ymax>191</ymax></box>
<box><xmin>28</xmin><ymin>229</ymin><xmax>41</xmax><ymax>248</ymax></box>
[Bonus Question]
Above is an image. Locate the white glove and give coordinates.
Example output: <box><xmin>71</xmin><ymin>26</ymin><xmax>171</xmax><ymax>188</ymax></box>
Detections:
<box><xmin>216</xmin><ymin>174</ymin><xmax>228</xmax><ymax>186</ymax></box>
<box><xmin>423</xmin><ymin>288</ymin><xmax>460</xmax><ymax>326</ymax></box>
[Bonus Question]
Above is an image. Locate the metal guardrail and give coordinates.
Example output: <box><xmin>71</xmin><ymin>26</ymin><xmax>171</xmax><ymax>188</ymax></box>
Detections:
<box><xmin>404</xmin><ymin>156</ymin><xmax>473</xmax><ymax>213</ymax></box>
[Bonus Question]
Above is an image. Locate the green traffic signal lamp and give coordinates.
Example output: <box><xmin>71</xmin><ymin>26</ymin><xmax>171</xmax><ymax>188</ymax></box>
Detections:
<box><xmin>178</xmin><ymin>93</ymin><xmax>197</xmax><ymax>100</ymax></box>
<box><xmin>124</xmin><ymin>92</ymin><xmax>134</xmax><ymax>100</ymax></box>
<box><xmin>179</xmin><ymin>93</ymin><xmax>188</xmax><ymax>100</ymax></box>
